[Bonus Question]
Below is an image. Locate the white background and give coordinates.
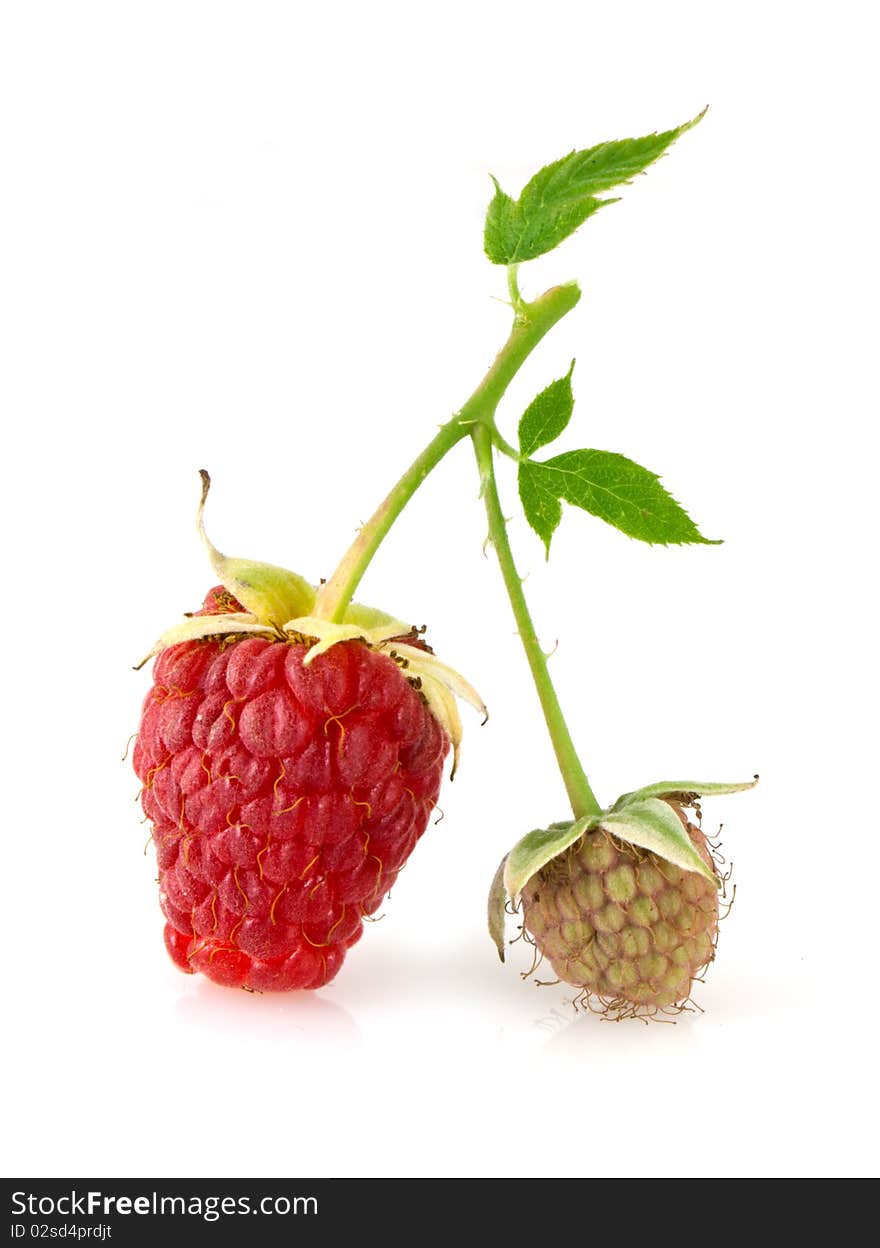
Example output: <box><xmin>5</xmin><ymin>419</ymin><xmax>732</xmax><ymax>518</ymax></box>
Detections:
<box><xmin>2</xmin><ymin>1</ymin><xmax>877</xmax><ymax>1179</ymax></box>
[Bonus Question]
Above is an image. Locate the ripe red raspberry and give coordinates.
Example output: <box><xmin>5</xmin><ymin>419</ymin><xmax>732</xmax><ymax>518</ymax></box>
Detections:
<box><xmin>133</xmin><ymin>587</ymin><xmax>449</xmax><ymax>991</ymax></box>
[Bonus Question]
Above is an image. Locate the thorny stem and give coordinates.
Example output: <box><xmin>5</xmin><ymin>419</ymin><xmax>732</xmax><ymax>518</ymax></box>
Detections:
<box><xmin>315</xmin><ymin>282</ymin><xmax>581</xmax><ymax>622</ymax></box>
<box><xmin>314</xmin><ymin>277</ymin><xmax>600</xmax><ymax>820</ymax></box>
<box><xmin>471</xmin><ymin>422</ymin><xmax>601</xmax><ymax>820</ymax></box>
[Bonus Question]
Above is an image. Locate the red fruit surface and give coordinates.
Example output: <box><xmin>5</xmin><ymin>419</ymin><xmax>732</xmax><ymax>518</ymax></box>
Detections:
<box><xmin>133</xmin><ymin>588</ymin><xmax>448</xmax><ymax>991</ymax></box>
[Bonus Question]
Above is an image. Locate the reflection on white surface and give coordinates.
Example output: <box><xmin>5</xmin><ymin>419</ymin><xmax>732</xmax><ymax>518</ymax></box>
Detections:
<box><xmin>173</xmin><ymin>976</ymin><xmax>363</xmax><ymax>1046</ymax></box>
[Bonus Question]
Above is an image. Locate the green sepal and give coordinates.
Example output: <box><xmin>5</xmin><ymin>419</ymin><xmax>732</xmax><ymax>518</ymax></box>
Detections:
<box><xmin>487</xmin><ymin>855</ymin><xmax>509</xmax><ymax>962</ymax></box>
<box><xmin>212</xmin><ymin>558</ymin><xmax>315</xmax><ymax>627</ymax></box>
<box><xmin>498</xmin><ymin>801</ymin><xmax>717</xmax><ymax>900</ymax></box>
<box><xmin>612</xmin><ymin>776</ymin><xmax>759</xmax><ymax>810</ymax></box>
<box><xmin>492</xmin><ymin>777</ymin><xmax>755</xmax><ymax>923</ymax></box>
<box><xmin>502</xmin><ymin>816</ymin><xmax>593</xmax><ymax>904</ymax></box>
<box><xmin>214</xmin><ymin>559</ymin><xmax>314</xmax><ymax>624</ymax></box>
<box><xmin>600</xmin><ymin>799</ymin><xmax>718</xmax><ymax>885</ymax></box>
<box><xmin>342</xmin><ymin>601</ymin><xmax>409</xmax><ymax>632</ymax></box>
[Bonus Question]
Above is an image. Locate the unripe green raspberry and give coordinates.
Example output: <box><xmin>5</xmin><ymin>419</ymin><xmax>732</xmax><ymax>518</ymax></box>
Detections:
<box><xmin>520</xmin><ymin>809</ymin><xmax>717</xmax><ymax>1011</ymax></box>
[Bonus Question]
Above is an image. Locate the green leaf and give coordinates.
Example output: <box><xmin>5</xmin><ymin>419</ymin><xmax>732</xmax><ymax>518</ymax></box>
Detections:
<box><xmin>483</xmin><ymin>181</ymin><xmax>521</xmax><ymax>269</ymax></box>
<box><xmin>484</xmin><ymin>110</ymin><xmax>705</xmax><ymax>264</ymax></box>
<box><xmin>518</xmin><ymin>362</ymin><xmax>575</xmax><ymax>458</ymax></box>
<box><xmin>521</xmin><ymin>449</ymin><xmax>717</xmax><ymax>549</ymax></box>
<box><xmin>600</xmin><ymin>799</ymin><xmax>718</xmax><ymax>885</ymax></box>
<box><xmin>518</xmin><ymin>459</ymin><xmax>563</xmax><ymax>557</ymax></box>
<box><xmin>485</xmin><ymin>189</ymin><xmax>612</xmax><ymax>266</ymax></box>
<box><xmin>612</xmin><ymin>776</ymin><xmax>759</xmax><ymax>811</ymax></box>
<box><xmin>503</xmin><ymin>817</ymin><xmax>593</xmax><ymax>903</ymax></box>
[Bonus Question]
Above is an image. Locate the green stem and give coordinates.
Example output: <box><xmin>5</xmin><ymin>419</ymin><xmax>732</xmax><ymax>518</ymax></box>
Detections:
<box><xmin>313</xmin><ymin>418</ymin><xmax>468</xmax><ymax>623</ymax></box>
<box><xmin>315</xmin><ymin>282</ymin><xmax>582</xmax><ymax>622</ymax></box>
<box><xmin>472</xmin><ymin>423</ymin><xmax>601</xmax><ymax>820</ymax></box>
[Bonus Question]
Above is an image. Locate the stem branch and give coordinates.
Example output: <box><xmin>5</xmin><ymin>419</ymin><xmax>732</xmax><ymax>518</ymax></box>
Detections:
<box><xmin>315</xmin><ymin>282</ymin><xmax>581</xmax><ymax>621</ymax></box>
<box><xmin>314</xmin><ymin>274</ymin><xmax>597</xmax><ymax>819</ymax></box>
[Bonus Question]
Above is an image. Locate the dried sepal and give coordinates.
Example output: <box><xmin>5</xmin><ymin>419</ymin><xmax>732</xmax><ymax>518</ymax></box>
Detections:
<box><xmin>415</xmin><ymin>670</ymin><xmax>463</xmax><ymax>777</ymax></box>
<box><xmin>612</xmin><ymin>776</ymin><xmax>758</xmax><ymax>811</ymax></box>
<box><xmin>134</xmin><ymin>613</ymin><xmax>274</xmax><ymax>670</ymax></box>
<box><xmin>384</xmin><ymin>642</ymin><xmax>488</xmax><ymax>723</ymax></box>
<box><xmin>197</xmin><ymin>470</ymin><xmax>315</xmax><ymax>626</ymax></box>
<box><xmin>282</xmin><ymin>614</ymin><xmax>413</xmax><ymax>665</ymax></box>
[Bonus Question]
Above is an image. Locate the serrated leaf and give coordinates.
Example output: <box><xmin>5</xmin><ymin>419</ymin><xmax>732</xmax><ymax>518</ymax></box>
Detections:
<box><xmin>483</xmin><ymin>182</ymin><xmax>521</xmax><ymax>269</ymax></box>
<box><xmin>484</xmin><ymin>111</ymin><xmax>705</xmax><ymax>264</ymax></box>
<box><xmin>484</xmin><ymin>191</ymin><xmax>612</xmax><ymax>265</ymax></box>
<box><xmin>613</xmin><ymin>776</ymin><xmax>759</xmax><ymax>811</ymax></box>
<box><xmin>518</xmin><ymin>363</ymin><xmax>575</xmax><ymax>458</ymax></box>
<box><xmin>503</xmin><ymin>817</ymin><xmax>593</xmax><ymax>903</ymax></box>
<box><xmin>524</xmin><ymin>449</ymin><xmax>717</xmax><ymax>547</ymax></box>
<box><xmin>518</xmin><ymin>459</ymin><xmax>563</xmax><ymax>556</ymax></box>
<box><xmin>600</xmin><ymin>799</ymin><xmax>718</xmax><ymax>884</ymax></box>
<box><xmin>520</xmin><ymin>112</ymin><xmax>705</xmax><ymax>204</ymax></box>
<box><xmin>487</xmin><ymin>855</ymin><xmax>509</xmax><ymax>961</ymax></box>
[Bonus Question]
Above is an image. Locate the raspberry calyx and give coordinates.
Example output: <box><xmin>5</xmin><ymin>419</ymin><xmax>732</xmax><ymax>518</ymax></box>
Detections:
<box><xmin>137</xmin><ymin>471</ymin><xmax>485</xmax><ymax>769</ymax></box>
